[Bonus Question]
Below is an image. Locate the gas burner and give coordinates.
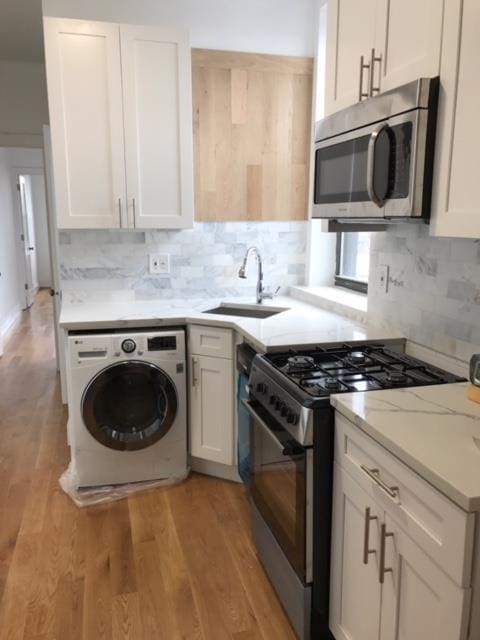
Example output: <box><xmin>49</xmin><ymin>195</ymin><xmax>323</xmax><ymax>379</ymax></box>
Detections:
<box><xmin>323</xmin><ymin>376</ymin><xmax>342</xmax><ymax>391</ymax></box>
<box><xmin>347</xmin><ymin>351</ymin><xmax>367</xmax><ymax>365</ymax></box>
<box><xmin>386</xmin><ymin>370</ymin><xmax>408</xmax><ymax>384</ymax></box>
<box><xmin>287</xmin><ymin>355</ymin><xmax>315</xmax><ymax>371</ymax></box>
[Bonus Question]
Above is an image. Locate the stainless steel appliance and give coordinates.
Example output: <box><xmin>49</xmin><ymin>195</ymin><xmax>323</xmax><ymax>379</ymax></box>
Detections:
<box><xmin>312</xmin><ymin>77</ymin><xmax>439</xmax><ymax>222</ymax></box>
<box><xmin>246</xmin><ymin>343</ymin><xmax>464</xmax><ymax>639</ymax></box>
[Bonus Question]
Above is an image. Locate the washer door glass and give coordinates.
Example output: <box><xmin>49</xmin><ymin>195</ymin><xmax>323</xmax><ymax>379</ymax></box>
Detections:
<box><xmin>82</xmin><ymin>361</ymin><xmax>178</xmax><ymax>451</ymax></box>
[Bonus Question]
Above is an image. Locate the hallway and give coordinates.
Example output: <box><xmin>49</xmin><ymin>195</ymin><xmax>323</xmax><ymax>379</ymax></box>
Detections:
<box><xmin>0</xmin><ymin>291</ymin><xmax>295</xmax><ymax>640</ymax></box>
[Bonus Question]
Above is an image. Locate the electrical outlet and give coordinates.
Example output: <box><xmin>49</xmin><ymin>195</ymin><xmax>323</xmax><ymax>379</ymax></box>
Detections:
<box><xmin>149</xmin><ymin>253</ymin><xmax>170</xmax><ymax>275</ymax></box>
<box><xmin>378</xmin><ymin>264</ymin><xmax>389</xmax><ymax>293</ymax></box>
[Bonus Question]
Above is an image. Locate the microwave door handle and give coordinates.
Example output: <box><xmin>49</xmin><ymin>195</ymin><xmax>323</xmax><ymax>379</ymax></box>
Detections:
<box><xmin>367</xmin><ymin>123</ymin><xmax>389</xmax><ymax>207</ymax></box>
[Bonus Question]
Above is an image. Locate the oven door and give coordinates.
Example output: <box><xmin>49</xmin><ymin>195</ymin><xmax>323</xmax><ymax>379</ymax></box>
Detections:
<box><xmin>243</xmin><ymin>398</ymin><xmax>313</xmax><ymax>584</ymax></box>
<box><xmin>312</xmin><ymin>111</ymin><xmax>419</xmax><ymax>220</ymax></box>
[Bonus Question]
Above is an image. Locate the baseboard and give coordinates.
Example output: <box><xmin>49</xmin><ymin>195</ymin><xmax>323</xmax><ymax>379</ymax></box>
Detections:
<box><xmin>0</xmin><ymin>306</ymin><xmax>22</xmax><ymax>355</ymax></box>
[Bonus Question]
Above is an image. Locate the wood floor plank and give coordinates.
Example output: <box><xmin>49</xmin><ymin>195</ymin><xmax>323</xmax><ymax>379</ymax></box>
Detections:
<box><xmin>0</xmin><ymin>290</ymin><xmax>296</xmax><ymax>640</ymax></box>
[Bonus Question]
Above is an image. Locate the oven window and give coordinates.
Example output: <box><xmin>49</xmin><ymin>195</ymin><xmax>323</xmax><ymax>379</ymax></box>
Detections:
<box><xmin>314</xmin><ymin>134</ymin><xmax>370</xmax><ymax>204</ymax></box>
<box><xmin>250</xmin><ymin>403</ymin><xmax>307</xmax><ymax>581</ymax></box>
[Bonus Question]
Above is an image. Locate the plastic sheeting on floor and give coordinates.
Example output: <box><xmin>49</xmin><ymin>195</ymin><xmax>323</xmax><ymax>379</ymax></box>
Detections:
<box><xmin>59</xmin><ymin>461</ymin><xmax>190</xmax><ymax>507</ymax></box>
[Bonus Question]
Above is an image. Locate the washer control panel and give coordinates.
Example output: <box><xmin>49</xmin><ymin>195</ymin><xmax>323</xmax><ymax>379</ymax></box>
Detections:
<box><xmin>69</xmin><ymin>329</ymin><xmax>185</xmax><ymax>365</ymax></box>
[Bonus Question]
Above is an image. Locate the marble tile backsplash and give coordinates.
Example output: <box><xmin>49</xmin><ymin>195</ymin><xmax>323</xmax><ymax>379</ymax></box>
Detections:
<box><xmin>59</xmin><ymin>221</ymin><xmax>307</xmax><ymax>303</ymax></box>
<box><xmin>368</xmin><ymin>224</ymin><xmax>480</xmax><ymax>362</ymax></box>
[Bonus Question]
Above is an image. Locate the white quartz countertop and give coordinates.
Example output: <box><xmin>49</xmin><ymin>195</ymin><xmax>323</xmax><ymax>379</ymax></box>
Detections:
<box><xmin>59</xmin><ymin>295</ymin><xmax>403</xmax><ymax>353</ymax></box>
<box><xmin>331</xmin><ymin>382</ymin><xmax>480</xmax><ymax>511</ymax></box>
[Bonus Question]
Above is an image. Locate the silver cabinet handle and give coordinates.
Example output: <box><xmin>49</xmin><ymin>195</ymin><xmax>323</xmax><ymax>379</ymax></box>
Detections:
<box><xmin>366</xmin><ymin>123</ymin><xmax>390</xmax><ymax>208</ymax></box>
<box><xmin>360</xmin><ymin>464</ymin><xmax>399</xmax><ymax>500</ymax></box>
<box><xmin>379</xmin><ymin>523</ymin><xmax>394</xmax><ymax>584</ymax></box>
<box><xmin>369</xmin><ymin>48</ymin><xmax>382</xmax><ymax>96</ymax></box>
<box><xmin>118</xmin><ymin>198</ymin><xmax>122</xmax><ymax>225</ymax></box>
<box><xmin>192</xmin><ymin>357</ymin><xmax>199</xmax><ymax>387</ymax></box>
<box><xmin>132</xmin><ymin>197</ymin><xmax>136</xmax><ymax>221</ymax></box>
<box><xmin>358</xmin><ymin>55</ymin><xmax>370</xmax><ymax>102</ymax></box>
<box><xmin>363</xmin><ymin>507</ymin><xmax>378</xmax><ymax>565</ymax></box>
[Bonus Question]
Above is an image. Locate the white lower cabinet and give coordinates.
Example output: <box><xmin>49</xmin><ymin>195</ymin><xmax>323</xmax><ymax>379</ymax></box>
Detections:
<box><xmin>330</xmin><ymin>420</ymin><xmax>472</xmax><ymax>640</ymax></box>
<box><xmin>188</xmin><ymin>327</ymin><xmax>234</xmax><ymax>467</ymax></box>
<box><xmin>380</xmin><ymin>514</ymin><xmax>470</xmax><ymax>640</ymax></box>
<box><xmin>330</xmin><ymin>465</ymin><xmax>382</xmax><ymax>640</ymax></box>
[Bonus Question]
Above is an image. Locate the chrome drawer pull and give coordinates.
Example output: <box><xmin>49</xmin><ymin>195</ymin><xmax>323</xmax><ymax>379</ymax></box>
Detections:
<box><xmin>363</xmin><ymin>507</ymin><xmax>378</xmax><ymax>565</ymax></box>
<box><xmin>360</xmin><ymin>465</ymin><xmax>399</xmax><ymax>499</ymax></box>
<box><xmin>379</xmin><ymin>523</ymin><xmax>394</xmax><ymax>584</ymax></box>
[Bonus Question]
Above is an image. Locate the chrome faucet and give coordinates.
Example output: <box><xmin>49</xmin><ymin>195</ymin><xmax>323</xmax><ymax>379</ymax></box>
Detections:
<box><xmin>238</xmin><ymin>246</ymin><xmax>277</xmax><ymax>304</ymax></box>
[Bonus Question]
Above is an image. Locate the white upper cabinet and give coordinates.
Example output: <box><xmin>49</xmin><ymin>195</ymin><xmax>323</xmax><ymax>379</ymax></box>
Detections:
<box><xmin>121</xmin><ymin>26</ymin><xmax>194</xmax><ymax>229</ymax></box>
<box><xmin>43</xmin><ymin>19</ymin><xmax>127</xmax><ymax>228</ymax></box>
<box><xmin>430</xmin><ymin>0</ymin><xmax>480</xmax><ymax>238</ymax></box>
<box><xmin>324</xmin><ymin>0</ymin><xmax>444</xmax><ymax>116</ymax></box>
<box><xmin>375</xmin><ymin>0</ymin><xmax>443</xmax><ymax>93</ymax></box>
<box><xmin>325</xmin><ymin>0</ymin><xmax>378</xmax><ymax>114</ymax></box>
<box><xmin>43</xmin><ymin>18</ymin><xmax>194</xmax><ymax>230</ymax></box>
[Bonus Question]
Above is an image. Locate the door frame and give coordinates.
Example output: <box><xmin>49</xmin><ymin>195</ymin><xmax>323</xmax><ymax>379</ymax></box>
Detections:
<box><xmin>43</xmin><ymin>124</ymin><xmax>67</xmax><ymax>404</ymax></box>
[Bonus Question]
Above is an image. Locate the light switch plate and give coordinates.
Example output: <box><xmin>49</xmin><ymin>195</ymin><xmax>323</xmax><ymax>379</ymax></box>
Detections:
<box><xmin>378</xmin><ymin>264</ymin><xmax>389</xmax><ymax>293</ymax></box>
<box><xmin>149</xmin><ymin>253</ymin><xmax>170</xmax><ymax>275</ymax></box>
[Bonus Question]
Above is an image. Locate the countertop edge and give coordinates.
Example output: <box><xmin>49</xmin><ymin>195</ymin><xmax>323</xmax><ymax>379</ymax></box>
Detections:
<box><xmin>330</xmin><ymin>394</ymin><xmax>478</xmax><ymax>513</ymax></box>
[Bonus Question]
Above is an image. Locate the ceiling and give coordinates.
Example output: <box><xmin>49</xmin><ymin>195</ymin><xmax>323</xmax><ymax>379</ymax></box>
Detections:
<box><xmin>0</xmin><ymin>0</ymin><xmax>44</xmax><ymax>63</ymax></box>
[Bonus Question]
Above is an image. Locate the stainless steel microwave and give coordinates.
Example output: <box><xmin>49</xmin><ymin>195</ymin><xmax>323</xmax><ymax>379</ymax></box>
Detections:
<box><xmin>312</xmin><ymin>77</ymin><xmax>439</xmax><ymax>222</ymax></box>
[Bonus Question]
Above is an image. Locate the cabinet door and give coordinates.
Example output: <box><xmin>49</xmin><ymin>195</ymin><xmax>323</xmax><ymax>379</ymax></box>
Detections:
<box><xmin>430</xmin><ymin>0</ymin><xmax>480</xmax><ymax>238</ymax></box>
<box><xmin>189</xmin><ymin>355</ymin><xmax>234</xmax><ymax>465</ymax></box>
<box><xmin>324</xmin><ymin>0</ymin><xmax>378</xmax><ymax>115</ymax></box>
<box><xmin>121</xmin><ymin>26</ymin><xmax>194</xmax><ymax>229</ymax></box>
<box><xmin>330</xmin><ymin>465</ymin><xmax>382</xmax><ymax>640</ymax></box>
<box><xmin>43</xmin><ymin>18</ymin><xmax>127</xmax><ymax>229</ymax></box>
<box><xmin>374</xmin><ymin>0</ymin><xmax>443</xmax><ymax>93</ymax></box>
<box><xmin>379</xmin><ymin>514</ymin><xmax>470</xmax><ymax>640</ymax></box>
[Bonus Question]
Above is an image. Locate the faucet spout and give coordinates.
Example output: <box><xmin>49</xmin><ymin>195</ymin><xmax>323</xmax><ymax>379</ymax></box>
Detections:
<box><xmin>238</xmin><ymin>246</ymin><xmax>264</xmax><ymax>304</ymax></box>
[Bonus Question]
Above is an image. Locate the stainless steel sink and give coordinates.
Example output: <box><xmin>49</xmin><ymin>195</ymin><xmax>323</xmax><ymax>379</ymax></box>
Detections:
<box><xmin>202</xmin><ymin>303</ymin><xmax>288</xmax><ymax>319</ymax></box>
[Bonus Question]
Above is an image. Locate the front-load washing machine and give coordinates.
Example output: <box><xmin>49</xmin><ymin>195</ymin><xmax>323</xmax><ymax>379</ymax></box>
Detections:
<box><xmin>66</xmin><ymin>328</ymin><xmax>187</xmax><ymax>487</ymax></box>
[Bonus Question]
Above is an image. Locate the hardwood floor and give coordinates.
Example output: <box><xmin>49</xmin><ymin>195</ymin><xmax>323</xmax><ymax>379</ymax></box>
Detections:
<box><xmin>0</xmin><ymin>290</ymin><xmax>296</xmax><ymax>640</ymax></box>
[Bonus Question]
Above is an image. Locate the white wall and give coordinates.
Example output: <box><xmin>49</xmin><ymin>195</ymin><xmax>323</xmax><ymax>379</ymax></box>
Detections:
<box><xmin>0</xmin><ymin>60</ymin><xmax>49</xmax><ymax>148</ymax></box>
<box><xmin>42</xmin><ymin>0</ymin><xmax>317</xmax><ymax>56</ymax></box>
<box><xmin>0</xmin><ymin>148</ymin><xmax>47</xmax><ymax>353</ymax></box>
<box><xmin>0</xmin><ymin>149</ymin><xmax>24</xmax><ymax>352</ymax></box>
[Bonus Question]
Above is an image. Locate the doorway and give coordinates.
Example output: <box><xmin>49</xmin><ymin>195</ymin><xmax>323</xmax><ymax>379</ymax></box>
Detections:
<box><xmin>15</xmin><ymin>171</ymin><xmax>51</xmax><ymax>309</ymax></box>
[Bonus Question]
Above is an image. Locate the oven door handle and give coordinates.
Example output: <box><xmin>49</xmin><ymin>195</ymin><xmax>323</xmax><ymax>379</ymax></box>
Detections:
<box><xmin>241</xmin><ymin>399</ymin><xmax>301</xmax><ymax>457</ymax></box>
<box><xmin>367</xmin><ymin>122</ymin><xmax>390</xmax><ymax>208</ymax></box>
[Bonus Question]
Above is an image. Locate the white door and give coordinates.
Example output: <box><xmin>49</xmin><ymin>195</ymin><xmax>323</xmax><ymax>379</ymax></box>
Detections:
<box><xmin>379</xmin><ymin>514</ymin><xmax>470</xmax><ymax>640</ymax></box>
<box><xmin>374</xmin><ymin>0</ymin><xmax>443</xmax><ymax>94</ymax></box>
<box><xmin>43</xmin><ymin>18</ymin><xmax>127</xmax><ymax>229</ymax></box>
<box><xmin>430</xmin><ymin>0</ymin><xmax>480</xmax><ymax>238</ymax></box>
<box><xmin>330</xmin><ymin>465</ymin><xmax>382</xmax><ymax>640</ymax></box>
<box><xmin>189</xmin><ymin>354</ymin><xmax>234</xmax><ymax>465</ymax></box>
<box><xmin>121</xmin><ymin>25</ymin><xmax>194</xmax><ymax>229</ymax></box>
<box><xmin>18</xmin><ymin>176</ymin><xmax>37</xmax><ymax>308</ymax></box>
<box><xmin>324</xmin><ymin>0</ymin><xmax>378</xmax><ymax>115</ymax></box>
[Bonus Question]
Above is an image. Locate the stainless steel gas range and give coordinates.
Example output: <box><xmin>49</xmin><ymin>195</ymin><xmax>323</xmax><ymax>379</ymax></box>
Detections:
<box><xmin>242</xmin><ymin>343</ymin><xmax>464</xmax><ymax>640</ymax></box>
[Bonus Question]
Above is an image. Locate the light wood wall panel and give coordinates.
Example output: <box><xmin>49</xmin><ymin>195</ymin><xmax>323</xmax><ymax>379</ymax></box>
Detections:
<box><xmin>192</xmin><ymin>49</ymin><xmax>313</xmax><ymax>221</ymax></box>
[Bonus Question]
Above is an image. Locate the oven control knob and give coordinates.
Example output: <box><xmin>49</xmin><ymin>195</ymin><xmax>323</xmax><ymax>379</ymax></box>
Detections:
<box><xmin>287</xmin><ymin>411</ymin><xmax>299</xmax><ymax>425</ymax></box>
<box><xmin>275</xmin><ymin>399</ymin><xmax>284</xmax><ymax>412</ymax></box>
<box><xmin>256</xmin><ymin>382</ymin><xmax>268</xmax><ymax>395</ymax></box>
<box><xmin>269</xmin><ymin>394</ymin><xmax>277</xmax><ymax>405</ymax></box>
<box><xmin>121</xmin><ymin>338</ymin><xmax>136</xmax><ymax>354</ymax></box>
<box><xmin>280</xmin><ymin>405</ymin><xmax>289</xmax><ymax>418</ymax></box>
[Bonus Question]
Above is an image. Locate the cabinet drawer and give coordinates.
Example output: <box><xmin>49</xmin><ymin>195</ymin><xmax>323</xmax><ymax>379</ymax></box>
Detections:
<box><xmin>189</xmin><ymin>325</ymin><xmax>233</xmax><ymax>359</ymax></box>
<box><xmin>335</xmin><ymin>413</ymin><xmax>475</xmax><ymax>587</ymax></box>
